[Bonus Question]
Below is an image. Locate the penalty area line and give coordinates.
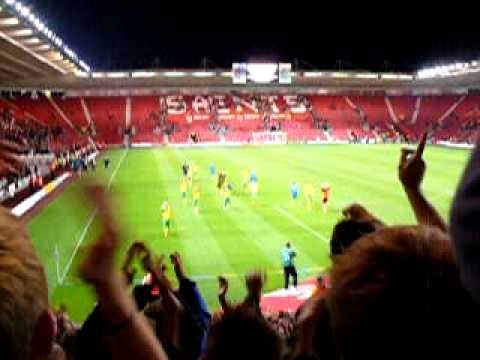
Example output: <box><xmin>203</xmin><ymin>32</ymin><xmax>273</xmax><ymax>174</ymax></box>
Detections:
<box><xmin>274</xmin><ymin>206</ymin><xmax>329</xmax><ymax>244</ymax></box>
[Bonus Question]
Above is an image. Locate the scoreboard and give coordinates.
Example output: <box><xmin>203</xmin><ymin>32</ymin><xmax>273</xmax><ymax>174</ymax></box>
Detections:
<box><xmin>232</xmin><ymin>63</ymin><xmax>292</xmax><ymax>85</ymax></box>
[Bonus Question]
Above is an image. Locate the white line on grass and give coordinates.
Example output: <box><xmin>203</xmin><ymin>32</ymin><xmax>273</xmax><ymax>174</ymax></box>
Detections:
<box><xmin>274</xmin><ymin>207</ymin><xmax>329</xmax><ymax>244</ymax></box>
<box><xmin>59</xmin><ymin>150</ymin><xmax>128</xmax><ymax>284</ymax></box>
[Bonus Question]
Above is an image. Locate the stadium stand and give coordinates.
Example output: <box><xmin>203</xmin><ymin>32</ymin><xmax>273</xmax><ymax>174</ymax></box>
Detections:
<box><xmin>3</xmin><ymin>94</ymin><xmax>480</xmax><ymax>145</ymax></box>
<box><xmin>54</xmin><ymin>97</ymin><xmax>91</xmax><ymax>135</ymax></box>
<box><xmin>84</xmin><ymin>96</ymin><xmax>126</xmax><ymax>144</ymax></box>
<box><xmin>131</xmin><ymin>96</ymin><xmax>161</xmax><ymax>143</ymax></box>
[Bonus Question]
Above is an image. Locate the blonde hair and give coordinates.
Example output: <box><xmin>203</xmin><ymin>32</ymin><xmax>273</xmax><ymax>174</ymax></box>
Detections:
<box><xmin>0</xmin><ymin>207</ymin><xmax>49</xmax><ymax>359</ymax></box>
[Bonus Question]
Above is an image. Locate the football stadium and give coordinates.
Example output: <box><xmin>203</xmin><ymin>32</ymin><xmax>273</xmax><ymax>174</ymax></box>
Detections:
<box><xmin>1</xmin><ymin>1</ymin><xmax>480</xmax><ymax>359</ymax></box>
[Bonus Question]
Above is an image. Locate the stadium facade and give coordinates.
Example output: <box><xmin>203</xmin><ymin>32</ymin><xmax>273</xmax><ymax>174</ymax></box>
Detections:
<box><xmin>0</xmin><ymin>0</ymin><xmax>479</xmax><ymax>148</ymax></box>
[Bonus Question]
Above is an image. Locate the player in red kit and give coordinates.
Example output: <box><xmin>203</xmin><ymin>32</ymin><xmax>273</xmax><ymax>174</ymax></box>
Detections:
<box><xmin>321</xmin><ymin>183</ymin><xmax>331</xmax><ymax>214</ymax></box>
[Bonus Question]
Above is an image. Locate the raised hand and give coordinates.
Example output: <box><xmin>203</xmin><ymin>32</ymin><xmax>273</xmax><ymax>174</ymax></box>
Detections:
<box><xmin>78</xmin><ymin>184</ymin><xmax>170</xmax><ymax>360</ymax></box>
<box><xmin>79</xmin><ymin>184</ymin><xmax>120</xmax><ymax>286</ymax></box>
<box><xmin>242</xmin><ymin>270</ymin><xmax>267</xmax><ymax>311</ymax></box>
<box><xmin>218</xmin><ymin>275</ymin><xmax>229</xmax><ymax>297</ymax></box>
<box><xmin>398</xmin><ymin>133</ymin><xmax>447</xmax><ymax>231</ymax></box>
<box><xmin>245</xmin><ymin>270</ymin><xmax>266</xmax><ymax>296</ymax></box>
<box><xmin>399</xmin><ymin>132</ymin><xmax>427</xmax><ymax>190</ymax></box>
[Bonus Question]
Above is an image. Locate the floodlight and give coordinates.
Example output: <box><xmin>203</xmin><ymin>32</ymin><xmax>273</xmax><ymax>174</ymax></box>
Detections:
<box><xmin>331</xmin><ymin>72</ymin><xmax>350</xmax><ymax>78</ymax></box>
<box><xmin>355</xmin><ymin>73</ymin><xmax>378</xmax><ymax>79</ymax></box>
<box><xmin>163</xmin><ymin>71</ymin><xmax>187</xmax><ymax>77</ymax></box>
<box><xmin>79</xmin><ymin>60</ymin><xmax>91</xmax><ymax>72</ymax></box>
<box><xmin>303</xmin><ymin>72</ymin><xmax>324</xmax><ymax>78</ymax></box>
<box><xmin>132</xmin><ymin>71</ymin><xmax>158</xmax><ymax>78</ymax></box>
<box><xmin>20</xmin><ymin>6</ymin><xmax>30</xmax><ymax>16</ymax></box>
<box><xmin>35</xmin><ymin>20</ymin><xmax>45</xmax><ymax>31</ymax></box>
<box><xmin>192</xmin><ymin>71</ymin><xmax>215</xmax><ymax>77</ymax></box>
<box><xmin>106</xmin><ymin>72</ymin><xmax>128</xmax><ymax>78</ymax></box>
<box><xmin>247</xmin><ymin>63</ymin><xmax>278</xmax><ymax>83</ymax></box>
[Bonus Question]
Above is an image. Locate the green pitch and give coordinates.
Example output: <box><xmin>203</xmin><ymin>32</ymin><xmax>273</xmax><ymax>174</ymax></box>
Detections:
<box><xmin>27</xmin><ymin>144</ymin><xmax>470</xmax><ymax>322</ymax></box>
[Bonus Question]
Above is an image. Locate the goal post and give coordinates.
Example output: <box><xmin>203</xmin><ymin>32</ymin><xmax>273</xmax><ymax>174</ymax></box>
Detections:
<box><xmin>252</xmin><ymin>131</ymin><xmax>288</xmax><ymax>144</ymax></box>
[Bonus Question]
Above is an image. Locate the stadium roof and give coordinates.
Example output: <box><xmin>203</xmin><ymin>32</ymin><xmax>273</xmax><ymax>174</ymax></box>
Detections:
<box><xmin>1</xmin><ymin>68</ymin><xmax>479</xmax><ymax>96</ymax></box>
<box><xmin>0</xmin><ymin>0</ymin><xmax>89</xmax><ymax>81</ymax></box>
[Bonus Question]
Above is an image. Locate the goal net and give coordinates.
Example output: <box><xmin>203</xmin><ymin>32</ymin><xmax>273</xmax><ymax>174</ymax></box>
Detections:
<box><xmin>252</xmin><ymin>131</ymin><xmax>288</xmax><ymax>144</ymax></box>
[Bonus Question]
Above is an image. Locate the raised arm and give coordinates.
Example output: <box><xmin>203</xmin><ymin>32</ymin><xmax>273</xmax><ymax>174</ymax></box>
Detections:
<box><xmin>242</xmin><ymin>271</ymin><xmax>266</xmax><ymax>312</ymax></box>
<box><xmin>143</xmin><ymin>252</ymin><xmax>185</xmax><ymax>351</ymax></box>
<box><xmin>398</xmin><ymin>133</ymin><xmax>447</xmax><ymax>232</ymax></box>
<box><xmin>218</xmin><ymin>275</ymin><xmax>233</xmax><ymax>313</ymax></box>
<box><xmin>80</xmin><ymin>185</ymin><xmax>169</xmax><ymax>360</ymax></box>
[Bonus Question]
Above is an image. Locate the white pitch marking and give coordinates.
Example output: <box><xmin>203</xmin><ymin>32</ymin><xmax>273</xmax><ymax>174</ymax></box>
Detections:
<box><xmin>275</xmin><ymin>206</ymin><xmax>329</xmax><ymax>244</ymax></box>
<box><xmin>59</xmin><ymin>150</ymin><xmax>128</xmax><ymax>283</ymax></box>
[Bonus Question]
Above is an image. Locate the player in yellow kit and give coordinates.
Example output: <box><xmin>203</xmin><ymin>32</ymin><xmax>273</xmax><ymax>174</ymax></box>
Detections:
<box><xmin>304</xmin><ymin>183</ymin><xmax>316</xmax><ymax>211</ymax></box>
<box><xmin>180</xmin><ymin>178</ymin><xmax>188</xmax><ymax>202</ymax></box>
<box><xmin>191</xmin><ymin>163</ymin><xmax>199</xmax><ymax>186</ymax></box>
<box><xmin>242</xmin><ymin>169</ymin><xmax>250</xmax><ymax>193</ymax></box>
<box><xmin>187</xmin><ymin>165</ymin><xmax>194</xmax><ymax>188</ymax></box>
<box><xmin>192</xmin><ymin>186</ymin><xmax>201</xmax><ymax>216</ymax></box>
<box><xmin>161</xmin><ymin>201</ymin><xmax>172</xmax><ymax>238</ymax></box>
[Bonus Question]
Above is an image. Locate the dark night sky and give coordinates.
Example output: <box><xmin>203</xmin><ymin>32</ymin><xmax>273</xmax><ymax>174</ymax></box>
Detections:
<box><xmin>21</xmin><ymin>1</ymin><xmax>480</xmax><ymax>72</ymax></box>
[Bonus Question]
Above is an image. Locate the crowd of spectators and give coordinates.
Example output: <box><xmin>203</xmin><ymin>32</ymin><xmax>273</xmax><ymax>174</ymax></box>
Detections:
<box><xmin>458</xmin><ymin>118</ymin><xmax>480</xmax><ymax>142</ymax></box>
<box><xmin>3</xmin><ymin>132</ymin><xmax>480</xmax><ymax>360</ymax></box>
<box><xmin>0</xmin><ymin>142</ymin><xmax>98</xmax><ymax>203</ymax></box>
<box><xmin>149</xmin><ymin>107</ymin><xmax>176</xmax><ymax>139</ymax></box>
<box><xmin>0</xmin><ymin>107</ymin><xmax>98</xmax><ymax>202</ymax></box>
<box><xmin>0</xmin><ymin>108</ymin><xmax>64</xmax><ymax>153</ymax></box>
<box><xmin>313</xmin><ymin>117</ymin><xmax>332</xmax><ymax>132</ymax></box>
<box><xmin>208</xmin><ymin>116</ymin><xmax>228</xmax><ymax>137</ymax></box>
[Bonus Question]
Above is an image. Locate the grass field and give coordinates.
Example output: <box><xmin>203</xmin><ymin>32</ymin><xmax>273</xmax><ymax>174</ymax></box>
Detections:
<box><xmin>27</xmin><ymin>144</ymin><xmax>470</xmax><ymax>322</ymax></box>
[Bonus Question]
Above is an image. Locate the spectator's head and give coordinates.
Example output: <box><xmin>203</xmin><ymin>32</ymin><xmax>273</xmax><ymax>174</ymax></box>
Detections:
<box><xmin>204</xmin><ymin>308</ymin><xmax>283</xmax><ymax>360</ymax></box>
<box><xmin>0</xmin><ymin>207</ymin><xmax>54</xmax><ymax>360</ymax></box>
<box><xmin>330</xmin><ymin>204</ymin><xmax>384</xmax><ymax>256</ymax></box>
<box><xmin>327</xmin><ymin>225</ymin><xmax>480</xmax><ymax>360</ymax></box>
<box><xmin>330</xmin><ymin>217</ymin><xmax>380</xmax><ymax>255</ymax></box>
<box><xmin>143</xmin><ymin>300</ymin><xmax>169</xmax><ymax>349</ymax></box>
<box><xmin>317</xmin><ymin>275</ymin><xmax>326</xmax><ymax>289</ymax></box>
